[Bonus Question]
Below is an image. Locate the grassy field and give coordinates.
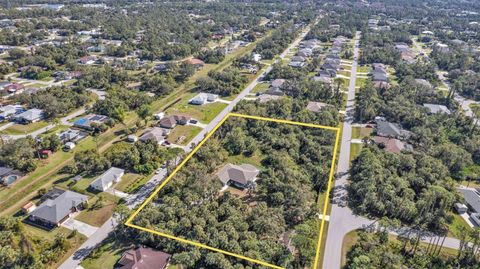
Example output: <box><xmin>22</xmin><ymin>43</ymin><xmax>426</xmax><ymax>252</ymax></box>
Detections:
<box><xmin>357</xmin><ymin>65</ymin><xmax>371</xmax><ymax>73</ymax></box>
<box><xmin>227</xmin><ymin>150</ymin><xmax>264</xmax><ymax>168</ymax></box>
<box><xmin>447</xmin><ymin>212</ymin><xmax>472</xmax><ymax>239</ymax></box>
<box><xmin>166</xmin><ymin>99</ymin><xmax>228</xmax><ymax>124</ymax></box>
<box><xmin>251</xmin><ymin>82</ymin><xmax>269</xmax><ymax>93</ymax></box>
<box><xmin>349</xmin><ymin>143</ymin><xmax>363</xmax><ymax>162</ymax></box>
<box><xmin>355</xmin><ymin>77</ymin><xmax>368</xmax><ymax>88</ymax></box>
<box><xmin>81</xmin><ymin>239</ymin><xmax>131</xmax><ymax>269</ymax></box>
<box><xmin>3</xmin><ymin>121</ymin><xmax>50</xmax><ymax>135</ymax></box>
<box><xmin>114</xmin><ymin>173</ymin><xmax>143</xmax><ymax>193</ymax></box>
<box><xmin>76</xmin><ymin>192</ymin><xmax>120</xmax><ymax>227</ymax></box>
<box><xmin>351</xmin><ymin>126</ymin><xmax>373</xmax><ymax>139</ymax></box>
<box><xmin>167</xmin><ymin>125</ymin><xmax>203</xmax><ymax>145</ymax></box>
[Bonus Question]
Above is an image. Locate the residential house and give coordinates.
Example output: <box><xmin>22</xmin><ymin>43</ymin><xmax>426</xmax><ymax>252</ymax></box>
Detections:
<box><xmin>27</xmin><ymin>189</ymin><xmax>88</xmax><ymax>229</ymax></box>
<box><xmin>459</xmin><ymin>188</ymin><xmax>480</xmax><ymax>226</ymax></box>
<box><xmin>423</xmin><ymin>103</ymin><xmax>451</xmax><ymax>115</ymax></box>
<box><xmin>0</xmin><ymin>105</ymin><xmax>24</xmax><ymax>121</ymax></box>
<box><xmin>73</xmin><ymin>114</ymin><xmax>110</xmax><ymax>131</ymax></box>
<box><xmin>0</xmin><ymin>167</ymin><xmax>23</xmax><ymax>186</ymax></box>
<box><xmin>78</xmin><ymin>55</ymin><xmax>97</xmax><ymax>65</ymax></box>
<box><xmin>289</xmin><ymin>56</ymin><xmax>306</xmax><ymax>68</ymax></box>
<box><xmin>313</xmin><ymin>76</ymin><xmax>332</xmax><ymax>84</ymax></box>
<box><xmin>90</xmin><ymin>167</ymin><xmax>125</xmax><ymax>192</ymax></box>
<box><xmin>159</xmin><ymin>115</ymin><xmax>191</xmax><ymax>129</ymax></box>
<box><xmin>371</xmin><ymin>136</ymin><xmax>412</xmax><ymax>153</ymax></box>
<box><xmin>139</xmin><ymin>127</ymin><xmax>169</xmax><ymax>144</ymax></box>
<box><xmin>414</xmin><ymin>79</ymin><xmax>433</xmax><ymax>89</ymax></box>
<box><xmin>188</xmin><ymin>58</ymin><xmax>205</xmax><ymax>68</ymax></box>
<box><xmin>58</xmin><ymin>129</ymin><xmax>87</xmax><ymax>143</ymax></box>
<box><xmin>14</xmin><ymin>108</ymin><xmax>44</xmax><ymax>124</ymax></box>
<box><xmin>189</xmin><ymin>93</ymin><xmax>219</xmax><ymax>105</ymax></box>
<box><xmin>217</xmin><ymin>163</ymin><xmax>259</xmax><ymax>189</ymax></box>
<box><xmin>118</xmin><ymin>246</ymin><xmax>171</xmax><ymax>269</ymax></box>
<box><xmin>271</xmin><ymin>79</ymin><xmax>286</xmax><ymax>89</ymax></box>
<box><xmin>375</xmin><ymin>117</ymin><xmax>411</xmax><ymax>139</ymax></box>
<box><xmin>371</xmin><ymin>63</ymin><xmax>388</xmax><ymax>82</ymax></box>
<box><xmin>454</xmin><ymin>203</ymin><xmax>468</xmax><ymax>214</ymax></box>
<box><xmin>306</xmin><ymin>101</ymin><xmax>331</xmax><ymax>112</ymax></box>
<box><xmin>257</xmin><ymin>94</ymin><xmax>282</xmax><ymax>103</ymax></box>
<box><xmin>297</xmin><ymin>48</ymin><xmax>313</xmax><ymax>58</ymax></box>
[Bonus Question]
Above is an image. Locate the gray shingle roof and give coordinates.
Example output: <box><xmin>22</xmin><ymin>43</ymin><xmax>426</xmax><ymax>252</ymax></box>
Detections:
<box><xmin>30</xmin><ymin>190</ymin><xmax>88</xmax><ymax>224</ymax></box>
<box><xmin>217</xmin><ymin>163</ymin><xmax>259</xmax><ymax>185</ymax></box>
<box><xmin>90</xmin><ymin>167</ymin><xmax>124</xmax><ymax>191</ymax></box>
<box><xmin>459</xmin><ymin>189</ymin><xmax>480</xmax><ymax>213</ymax></box>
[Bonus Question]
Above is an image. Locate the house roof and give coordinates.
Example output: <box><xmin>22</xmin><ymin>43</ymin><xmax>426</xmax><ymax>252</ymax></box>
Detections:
<box><xmin>271</xmin><ymin>79</ymin><xmax>286</xmax><ymax>88</ymax></box>
<box><xmin>372</xmin><ymin>136</ymin><xmax>411</xmax><ymax>153</ymax></box>
<box><xmin>140</xmin><ymin>127</ymin><xmax>168</xmax><ymax>143</ymax></box>
<box><xmin>29</xmin><ymin>190</ymin><xmax>88</xmax><ymax>224</ymax></box>
<box><xmin>90</xmin><ymin>167</ymin><xmax>124</xmax><ymax>191</ymax></box>
<box><xmin>118</xmin><ymin>247</ymin><xmax>171</xmax><ymax>269</ymax></box>
<box><xmin>16</xmin><ymin>109</ymin><xmax>44</xmax><ymax>121</ymax></box>
<box><xmin>459</xmin><ymin>189</ymin><xmax>480</xmax><ymax>213</ymax></box>
<box><xmin>189</xmin><ymin>93</ymin><xmax>218</xmax><ymax>104</ymax></box>
<box><xmin>306</xmin><ymin>101</ymin><xmax>331</xmax><ymax>112</ymax></box>
<box><xmin>423</xmin><ymin>103</ymin><xmax>451</xmax><ymax>115</ymax></box>
<box><xmin>375</xmin><ymin>118</ymin><xmax>411</xmax><ymax>139</ymax></box>
<box><xmin>217</xmin><ymin>163</ymin><xmax>259</xmax><ymax>185</ymax></box>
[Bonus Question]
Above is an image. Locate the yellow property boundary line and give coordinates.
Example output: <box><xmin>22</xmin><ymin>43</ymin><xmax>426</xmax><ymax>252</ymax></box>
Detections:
<box><xmin>125</xmin><ymin>112</ymin><xmax>341</xmax><ymax>269</ymax></box>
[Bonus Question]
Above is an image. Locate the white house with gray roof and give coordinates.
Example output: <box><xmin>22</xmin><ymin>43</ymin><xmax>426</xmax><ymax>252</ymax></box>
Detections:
<box><xmin>90</xmin><ymin>167</ymin><xmax>125</xmax><ymax>192</ymax></box>
<box><xmin>217</xmin><ymin>163</ymin><xmax>259</xmax><ymax>189</ymax></box>
<box><xmin>423</xmin><ymin>104</ymin><xmax>451</xmax><ymax>115</ymax></box>
<box><xmin>28</xmin><ymin>190</ymin><xmax>87</xmax><ymax>228</ymax></box>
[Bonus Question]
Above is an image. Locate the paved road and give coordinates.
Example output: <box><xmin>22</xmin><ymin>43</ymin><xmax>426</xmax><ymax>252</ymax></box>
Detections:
<box><xmin>322</xmin><ymin>31</ymin><xmax>368</xmax><ymax>269</ymax></box>
<box><xmin>59</xmin><ymin>24</ymin><xmax>312</xmax><ymax>269</ymax></box>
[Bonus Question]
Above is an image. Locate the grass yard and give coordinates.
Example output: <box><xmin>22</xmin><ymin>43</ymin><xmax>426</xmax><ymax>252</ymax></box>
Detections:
<box><xmin>350</xmin><ymin>143</ymin><xmax>363</xmax><ymax>162</ymax></box>
<box><xmin>357</xmin><ymin>65</ymin><xmax>371</xmax><ymax>73</ymax></box>
<box><xmin>227</xmin><ymin>150</ymin><xmax>264</xmax><ymax>168</ymax></box>
<box><xmin>351</xmin><ymin>126</ymin><xmax>373</xmax><ymax>139</ymax></box>
<box><xmin>3</xmin><ymin>121</ymin><xmax>50</xmax><ymax>135</ymax></box>
<box><xmin>81</xmin><ymin>239</ymin><xmax>131</xmax><ymax>269</ymax></box>
<box><xmin>252</xmin><ymin>82</ymin><xmax>269</xmax><ymax>93</ymax></box>
<box><xmin>167</xmin><ymin>99</ymin><xmax>228</xmax><ymax>124</ymax></box>
<box><xmin>76</xmin><ymin>192</ymin><xmax>120</xmax><ymax>227</ymax></box>
<box><xmin>341</xmin><ymin>230</ymin><xmax>359</xmax><ymax>267</ymax></box>
<box><xmin>114</xmin><ymin>173</ymin><xmax>144</xmax><ymax>193</ymax></box>
<box><xmin>26</xmin><ymin>83</ymin><xmax>46</xmax><ymax>88</ymax></box>
<box><xmin>355</xmin><ymin>77</ymin><xmax>368</xmax><ymax>88</ymax></box>
<box><xmin>447</xmin><ymin>212</ymin><xmax>472</xmax><ymax>239</ymax></box>
<box><xmin>167</xmin><ymin>125</ymin><xmax>203</xmax><ymax>145</ymax></box>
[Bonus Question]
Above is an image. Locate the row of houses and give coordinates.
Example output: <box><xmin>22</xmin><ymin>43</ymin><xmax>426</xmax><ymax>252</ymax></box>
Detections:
<box><xmin>314</xmin><ymin>36</ymin><xmax>347</xmax><ymax>84</ymax></box>
<box><xmin>0</xmin><ymin>105</ymin><xmax>44</xmax><ymax>124</ymax></box>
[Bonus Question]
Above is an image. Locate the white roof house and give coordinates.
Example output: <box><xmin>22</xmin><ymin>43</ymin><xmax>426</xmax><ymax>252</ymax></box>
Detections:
<box><xmin>15</xmin><ymin>108</ymin><xmax>44</xmax><ymax>123</ymax></box>
<box><xmin>90</xmin><ymin>167</ymin><xmax>125</xmax><ymax>192</ymax></box>
<box><xmin>189</xmin><ymin>93</ymin><xmax>219</xmax><ymax>105</ymax></box>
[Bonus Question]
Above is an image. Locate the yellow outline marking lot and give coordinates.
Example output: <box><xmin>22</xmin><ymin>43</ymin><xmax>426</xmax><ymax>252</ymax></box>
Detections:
<box><xmin>126</xmin><ymin>113</ymin><xmax>340</xmax><ymax>269</ymax></box>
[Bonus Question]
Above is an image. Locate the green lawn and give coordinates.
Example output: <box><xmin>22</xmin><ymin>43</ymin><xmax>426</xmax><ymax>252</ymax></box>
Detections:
<box><xmin>3</xmin><ymin>121</ymin><xmax>50</xmax><ymax>135</ymax></box>
<box><xmin>26</xmin><ymin>83</ymin><xmax>46</xmax><ymax>88</ymax></box>
<box><xmin>355</xmin><ymin>77</ymin><xmax>368</xmax><ymax>88</ymax></box>
<box><xmin>76</xmin><ymin>192</ymin><xmax>120</xmax><ymax>227</ymax></box>
<box><xmin>81</xmin><ymin>239</ymin><xmax>131</xmax><ymax>269</ymax></box>
<box><xmin>167</xmin><ymin>99</ymin><xmax>228</xmax><ymax>124</ymax></box>
<box><xmin>357</xmin><ymin>65</ymin><xmax>371</xmax><ymax>73</ymax></box>
<box><xmin>447</xmin><ymin>212</ymin><xmax>472</xmax><ymax>239</ymax></box>
<box><xmin>167</xmin><ymin>125</ymin><xmax>203</xmax><ymax>145</ymax></box>
<box><xmin>114</xmin><ymin>173</ymin><xmax>144</xmax><ymax>193</ymax></box>
<box><xmin>350</xmin><ymin>143</ymin><xmax>363</xmax><ymax>162</ymax></box>
<box><xmin>351</xmin><ymin>127</ymin><xmax>373</xmax><ymax>139</ymax></box>
<box><xmin>252</xmin><ymin>82</ymin><xmax>269</xmax><ymax>93</ymax></box>
<box><xmin>227</xmin><ymin>150</ymin><xmax>264</xmax><ymax>168</ymax></box>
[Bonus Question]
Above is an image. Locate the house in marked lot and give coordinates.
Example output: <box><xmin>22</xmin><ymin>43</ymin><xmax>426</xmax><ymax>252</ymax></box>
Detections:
<box><xmin>90</xmin><ymin>167</ymin><xmax>125</xmax><ymax>192</ymax></box>
<box><xmin>217</xmin><ymin>163</ymin><xmax>259</xmax><ymax>189</ymax></box>
<box><xmin>118</xmin><ymin>246</ymin><xmax>171</xmax><ymax>269</ymax></box>
<box><xmin>27</xmin><ymin>189</ymin><xmax>88</xmax><ymax>229</ymax></box>
<box><xmin>14</xmin><ymin>108</ymin><xmax>44</xmax><ymax>124</ymax></box>
<box><xmin>306</xmin><ymin>101</ymin><xmax>332</xmax><ymax>113</ymax></box>
<box><xmin>73</xmin><ymin>114</ymin><xmax>109</xmax><ymax>131</ymax></box>
<box><xmin>159</xmin><ymin>115</ymin><xmax>191</xmax><ymax>129</ymax></box>
<box><xmin>423</xmin><ymin>103</ymin><xmax>451</xmax><ymax>115</ymax></box>
<box><xmin>139</xmin><ymin>127</ymin><xmax>169</xmax><ymax>144</ymax></box>
<box><xmin>0</xmin><ymin>167</ymin><xmax>23</xmax><ymax>186</ymax></box>
<box><xmin>189</xmin><ymin>93</ymin><xmax>219</xmax><ymax>105</ymax></box>
<box><xmin>371</xmin><ymin>136</ymin><xmax>413</xmax><ymax>153</ymax></box>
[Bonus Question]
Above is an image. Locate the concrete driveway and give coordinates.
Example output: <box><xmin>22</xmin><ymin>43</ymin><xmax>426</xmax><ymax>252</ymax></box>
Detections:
<box><xmin>62</xmin><ymin>218</ymin><xmax>98</xmax><ymax>237</ymax></box>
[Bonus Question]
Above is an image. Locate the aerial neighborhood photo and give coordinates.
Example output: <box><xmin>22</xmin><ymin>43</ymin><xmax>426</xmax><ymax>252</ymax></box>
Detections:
<box><xmin>0</xmin><ymin>0</ymin><xmax>479</xmax><ymax>269</ymax></box>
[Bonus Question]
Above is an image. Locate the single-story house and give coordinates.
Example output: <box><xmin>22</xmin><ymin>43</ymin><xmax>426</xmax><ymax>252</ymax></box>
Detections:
<box><xmin>159</xmin><ymin>115</ymin><xmax>191</xmax><ymax>129</ymax></box>
<box><xmin>0</xmin><ymin>167</ymin><xmax>23</xmax><ymax>186</ymax></box>
<box><xmin>73</xmin><ymin>114</ymin><xmax>109</xmax><ymax>131</ymax></box>
<box><xmin>58</xmin><ymin>129</ymin><xmax>87</xmax><ymax>143</ymax></box>
<box><xmin>0</xmin><ymin>105</ymin><xmax>24</xmax><ymax>121</ymax></box>
<box><xmin>139</xmin><ymin>127</ymin><xmax>169</xmax><ymax>144</ymax></box>
<box><xmin>265</xmin><ymin>87</ymin><xmax>284</xmax><ymax>96</ymax></box>
<box><xmin>118</xmin><ymin>246</ymin><xmax>171</xmax><ymax>269</ymax></box>
<box><xmin>375</xmin><ymin>117</ymin><xmax>411</xmax><ymax>139</ymax></box>
<box><xmin>189</xmin><ymin>93</ymin><xmax>219</xmax><ymax>105</ymax></box>
<box><xmin>217</xmin><ymin>163</ymin><xmax>259</xmax><ymax>189</ymax></box>
<box><xmin>271</xmin><ymin>79</ymin><xmax>286</xmax><ymax>88</ymax></box>
<box><xmin>15</xmin><ymin>108</ymin><xmax>44</xmax><ymax>124</ymax></box>
<box><xmin>306</xmin><ymin>101</ymin><xmax>331</xmax><ymax>113</ymax></box>
<box><xmin>78</xmin><ymin>55</ymin><xmax>97</xmax><ymax>65</ymax></box>
<box><xmin>459</xmin><ymin>188</ymin><xmax>480</xmax><ymax>214</ymax></box>
<box><xmin>27</xmin><ymin>189</ymin><xmax>88</xmax><ymax>229</ymax></box>
<box><xmin>188</xmin><ymin>58</ymin><xmax>205</xmax><ymax>68</ymax></box>
<box><xmin>423</xmin><ymin>104</ymin><xmax>451</xmax><ymax>115</ymax></box>
<box><xmin>371</xmin><ymin>136</ymin><xmax>412</xmax><ymax>153</ymax></box>
<box><xmin>89</xmin><ymin>167</ymin><xmax>125</xmax><ymax>192</ymax></box>
<box><xmin>289</xmin><ymin>61</ymin><xmax>306</xmax><ymax>68</ymax></box>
